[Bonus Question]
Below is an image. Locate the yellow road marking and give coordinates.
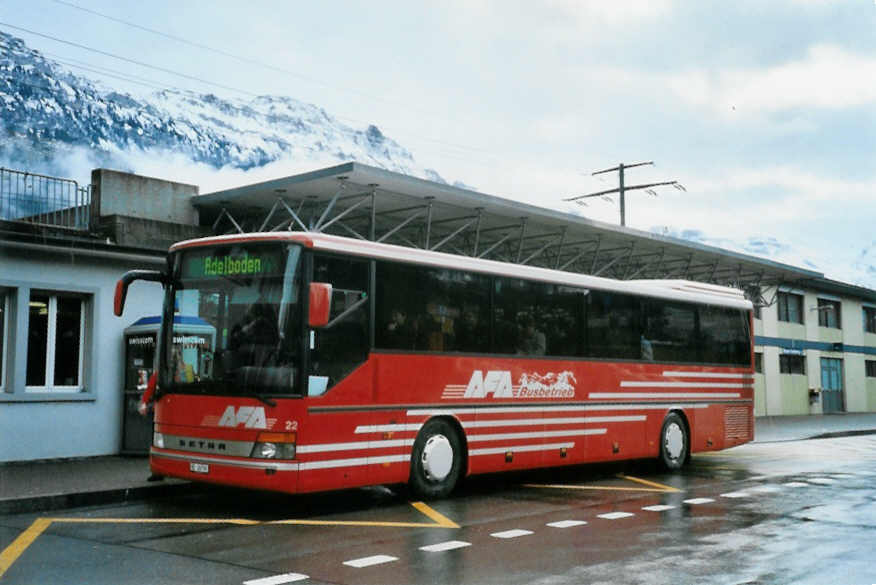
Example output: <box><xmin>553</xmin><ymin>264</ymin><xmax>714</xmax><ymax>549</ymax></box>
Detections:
<box><xmin>409</xmin><ymin>501</ymin><xmax>460</xmax><ymax>528</ymax></box>
<box><xmin>524</xmin><ymin>484</ymin><xmax>671</xmax><ymax>492</ymax></box>
<box><xmin>53</xmin><ymin>517</ymin><xmax>261</xmax><ymax>525</ymax></box>
<box><xmin>0</xmin><ymin>518</ymin><xmax>52</xmax><ymax>579</ymax></box>
<box><xmin>525</xmin><ymin>473</ymin><xmax>681</xmax><ymax>493</ymax></box>
<box><xmin>617</xmin><ymin>474</ymin><xmax>681</xmax><ymax>493</ymax></box>
<box><xmin>0</xmin><ymin>501</ymin><xmax>457</xmax><ymax>577</ymax></box>
<box><xmin>270</xmin><ymin>519</ymin><xmax>440</xmax><ymax>528</ymax></box>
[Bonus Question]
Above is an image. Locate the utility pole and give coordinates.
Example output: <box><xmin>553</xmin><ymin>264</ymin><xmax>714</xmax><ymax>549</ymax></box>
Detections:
<box><xmin>564</xmin><ymin>161</ymin><xmax>681</xmax><ymax>227</ymax></box>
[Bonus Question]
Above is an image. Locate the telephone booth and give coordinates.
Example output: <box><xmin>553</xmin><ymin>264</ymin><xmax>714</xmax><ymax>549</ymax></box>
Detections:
<box><xmin>121</xmin><ymin>315</ymin><xmax>215</xmax><ymax>454</ymax></box>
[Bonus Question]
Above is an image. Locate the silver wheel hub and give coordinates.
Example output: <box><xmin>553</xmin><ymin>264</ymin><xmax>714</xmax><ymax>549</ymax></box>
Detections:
<box><xmin>421</xmin><ymin>434</ymin><xmax>453</xmax><ymax>481</ymax></box>
<box><xmin>664</xmin><ymin>422</ymin><xmax>684</xmax><ymax>460</ymax></box>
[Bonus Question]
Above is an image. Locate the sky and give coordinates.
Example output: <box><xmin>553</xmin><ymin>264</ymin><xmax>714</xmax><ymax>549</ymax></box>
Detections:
<box><xmin>2</xmin><ymin>0</ymin><xmax>875</xmax><ymax>285</ymax></box>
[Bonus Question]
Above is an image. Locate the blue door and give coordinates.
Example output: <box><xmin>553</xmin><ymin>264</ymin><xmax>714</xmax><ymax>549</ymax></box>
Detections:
<box><xmin>820</xmin><ymin>358</ymin><xmax>844</xmax><ymax>413</ymax></box>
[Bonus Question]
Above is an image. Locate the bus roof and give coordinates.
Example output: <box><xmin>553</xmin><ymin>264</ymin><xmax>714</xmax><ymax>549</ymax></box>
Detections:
<box><xmin>170</xmin><ymin>231</ymin><xmax>752</xmax><ymax>310</ymax></box>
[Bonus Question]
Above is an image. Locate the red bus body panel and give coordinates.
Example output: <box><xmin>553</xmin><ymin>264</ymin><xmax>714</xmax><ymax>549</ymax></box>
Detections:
<box><xmin>150</xmin><ymin>352</ymin><xmax>753</xmax><ymax>494</ymax></box>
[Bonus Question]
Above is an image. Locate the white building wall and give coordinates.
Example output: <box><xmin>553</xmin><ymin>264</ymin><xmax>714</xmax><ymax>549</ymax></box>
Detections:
<box><xmin>0</xmin><ymin>250</ymin><xmax>164</xmax><ymax>462</ymax></box>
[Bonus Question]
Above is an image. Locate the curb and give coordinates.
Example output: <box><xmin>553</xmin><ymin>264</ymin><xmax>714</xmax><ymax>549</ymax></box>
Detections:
<box><xmin>808</xmin><ymin>428</ymin><xmax>876</xmax><ymax>441</ymax></box>
<box><xmin>0</xmin><ymin>482</ymin><xmax>197</xmax><ymax>516</ymax></box>
<box><xmin>753</xmin><ymin>428</ymin><xmax>876</xmax><ymax>444</ymax></box>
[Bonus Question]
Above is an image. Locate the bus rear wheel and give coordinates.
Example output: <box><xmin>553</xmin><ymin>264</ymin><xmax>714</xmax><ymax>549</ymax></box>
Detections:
<box><xmin>409</xmin><ymin>419</ymin><xmax>463</xmax><ymax>499</ymax></box>
<box><xmin>659</xmin><ymin>412</ymin><xmax>688</xmax><ymax>471</ymax></box>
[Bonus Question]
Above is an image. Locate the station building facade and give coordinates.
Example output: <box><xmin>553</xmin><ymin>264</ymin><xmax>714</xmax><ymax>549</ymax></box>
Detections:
<box><xmin>753</xmin><ymin>284</ymin><xmax>876</xmax><ymax>416</ymax></box>
<box><xmin>1</xmin><ymin>161</ymin><xmax>874</xmax><ymax>462</ymax></box>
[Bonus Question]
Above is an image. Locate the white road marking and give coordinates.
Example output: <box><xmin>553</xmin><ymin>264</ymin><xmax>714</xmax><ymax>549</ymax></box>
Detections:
<box><xmin>642</xmin><ymin>505</ymin><xmax>675</xmax><ymax>512</ymax></box>
<box><xmin>491</xmin><ymin>529</ymin><xmax>534</xmax><ymax>539</ymax></box>
<box><xmin>547</xmin><ymin>520</ymin><xmax>588</xmax><ymax>528</ymax></box>
<box><xmin>597</xmin><ymin>512</ymin><xmax>635</xmax><ymax>520</ymax></box>
<box><xmin>343</xmin><ymin>555</ymin><xmax>398</xmax><ymax>568</ymax></box>
<box><xmin>420</xmin><ymin>541</ymin><xmax>472</xmax><ymax>552</ymax></box>
<box><xmin>721</xmin><ymin>491</ymin><xmax>750</xmax><ymax>499</ymax></box>
<box><xmin>243</xmin><ymin>574</ymin><xmax>309</xmax><ymax>585</ymax></box>
<box><xmin>807</xmin><ymin>478</ymin><xmax>836</xmax><ymax>485</ymax></box>
<box><xmin>749</xmin><ymin>485</ymin><xmax>781</xmax><ymax>493</ymax></box>
<box><xmin>783</xmin><ymin>482</ymin><xmax>809</xmax><ymax>487</ymax></box>
<box><xmin>683</xmin><ymin>498</ymin><xmax>715</xmax><ymax>505</ymax></box>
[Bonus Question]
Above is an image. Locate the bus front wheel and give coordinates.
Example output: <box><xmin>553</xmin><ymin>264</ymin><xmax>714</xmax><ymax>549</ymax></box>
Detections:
<box><xmin>409</xmin><ymin>419</ymin><xmax>463</xmax><ymax>499</ymax></box>
<box><xmin>658</xmin><ymin>412</ymin><xmax>688</xmax><ymax>471</ymax></box>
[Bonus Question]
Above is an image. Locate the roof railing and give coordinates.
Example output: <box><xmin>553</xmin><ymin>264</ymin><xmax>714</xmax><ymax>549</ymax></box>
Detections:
<box><xmin>0</xmin><ymin>167</ymin><xmax>92</xmax><ymax>230</ymax></box>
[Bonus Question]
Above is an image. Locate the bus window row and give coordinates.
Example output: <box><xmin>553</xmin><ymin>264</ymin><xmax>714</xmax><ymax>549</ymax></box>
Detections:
<box><xmin>371</xmin><ymin>259</ymin><xmax>751</xmax><ymax>366</ymax></box>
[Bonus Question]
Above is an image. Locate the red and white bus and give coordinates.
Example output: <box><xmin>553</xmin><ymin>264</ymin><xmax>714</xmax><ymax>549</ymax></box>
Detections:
<box><xmin>115</xmin><ymin>231</ymin><xmax>753</xmax><ymax>498</ymax></box>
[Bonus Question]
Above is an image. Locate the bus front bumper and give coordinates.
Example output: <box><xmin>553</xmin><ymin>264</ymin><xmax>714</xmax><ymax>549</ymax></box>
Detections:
<box><xmin>150</xmin><ymin>448</ymin><xmax>300</xmax><ymax>493</ymax></box>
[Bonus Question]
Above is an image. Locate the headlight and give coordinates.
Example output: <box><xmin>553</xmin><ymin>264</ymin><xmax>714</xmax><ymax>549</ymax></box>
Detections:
<box><xmin>251</xmin><ymin>432</ymin><xmax>296</xmax><ymax>459</ymax></box>
<box><xmin>255</xmin><ymin>442</ymin><xmax>278</xmax><ymax>459</ymax></box>
<box><xmin>153</xmin><ymin>432</ymin><xmax>165</xmax><ymax>448</ymax></box>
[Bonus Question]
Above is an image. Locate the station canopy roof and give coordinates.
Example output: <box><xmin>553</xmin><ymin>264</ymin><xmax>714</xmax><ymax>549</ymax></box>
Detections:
<box><xmin>195</xmin><ymin>162</ymin><xmax>833</xmax><ymax>305</ymax></box>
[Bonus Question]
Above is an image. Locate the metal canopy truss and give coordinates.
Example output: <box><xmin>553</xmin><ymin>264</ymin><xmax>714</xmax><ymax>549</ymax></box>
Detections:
<box><xmin>194</xmin><ymin>162</ymin><xmax>825</xmax><ymax>304</ymax></box>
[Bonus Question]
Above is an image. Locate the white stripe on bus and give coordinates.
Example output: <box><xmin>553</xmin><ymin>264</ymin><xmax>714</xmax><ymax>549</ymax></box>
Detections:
<box><xmin>354</xmin><ymin>423</ymin><xmax>423</xmax><ymax>434</ymax></box>
<box><xmin>468</xmin><ymin>429</ymin><xmax>606</xmax><ymax>442</ymax></box>
<box><xmin>297</xmin><ymin>454</ymin><xmax>409</xmax><ymax>471</ymax></box>
<box><xmin>297</xmin><ymin>439</ymin><xmax>415</xmax><ymax>454</ymax></box>
<box><xmin>151</xmin><ymin>450</ymin><xmax>300</xmax><ymax>471</ymax></box>
<box><xmin>300</xmin><ymin>429</ymin><xmax>605</xmax><ymax>456</ymax></box>
<box><xmin>463</xmin><ymin>415</ymin><xmax>646</xmax><ymax>428</ymax></box>
<box><xmin>407</xmin><ymin>403</ymin><xmax>710</xmax><ymax>417</ymax></box>
<box><xmin>662</xmin><ymin>371</ymin><xmax>753</xmax><ymax>379</ymax></box>
<box><xmin>620</xmin><ymin>381</ymin><xmax>750</xmax><ymax>388</ymax></box>
<box><xmin>470</xmin><ymin>442</ymin><xmax>575</xmax><ymax>456</ymax></box>
<box><xmin>589</xmin><ymin>392</ymin><xmax>741</xmax><ymax>399</ymax></box>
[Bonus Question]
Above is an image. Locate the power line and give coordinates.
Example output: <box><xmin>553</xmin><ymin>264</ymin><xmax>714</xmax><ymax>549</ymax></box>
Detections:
<box><xmin>4</xmin><ymin>19</ymin><xmax>499</xmax><ymax>164</ymax></box>
<box><xmin>0</xmin><ymin>21</ymin><xmax>260</xmax><ymax>97</ymax></box>
<box><xmin>46</xmin><ymin>0</ymin><xmax>496</xmax><ymax>156</ymax></box>
<box><xmin>564</xmin><ymin>161</ymin><xmax>682</xmax><ymax>227</ymax></box>
<box><xmin>4</xmin><ymin>56</ymin><xmax>501</xmax><ymax>174</ymax></box>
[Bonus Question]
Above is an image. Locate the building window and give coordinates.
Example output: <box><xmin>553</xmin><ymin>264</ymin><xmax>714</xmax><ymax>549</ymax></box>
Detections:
<box><xmin>754</xmin><ymin>352</ymin><xmax>763</xmax><ymax>373</ymax></box>
<box><xmin>863</xmin><ymin>307</ymin><xmax>876</xmax><ymax>334</ymax></box>
<box><xmin>866</xmin><ymin>360</ymin><xmax>876</xmax><ymax>378</ymax></box>
<box><xmin>26</xmin><ymin>292</ymin><xmax>86</xmax><ymax>391</ymax></box>
<box><xmin>779</xmin><ymin>354</ymin><xmax>806</xmax><ymax>375</ymax></box>
<box><xmin>817</xmin><ymin>298</ymin><xmax>841</xmax><ymax>329</ymax></box>
<box><xmin>777</xmin><ymin>292</ymin><xmax>803</xmax><ymax>324</ymax></box>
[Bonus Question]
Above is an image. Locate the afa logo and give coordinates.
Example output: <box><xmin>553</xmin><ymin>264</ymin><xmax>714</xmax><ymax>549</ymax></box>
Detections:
<box><xmin>464</xmin><ymin>370</ymin><xmax>514</xmax><ymax>398</ymax></box>
<box><xmin>218</xmin><ymin>405</ymin><xmax>267</xmax><ymax>429</ymax></box>
<box><xmin>444</xmin><ymin>370</ymin><xmax>577</xmax><ymax>400</ymax></box>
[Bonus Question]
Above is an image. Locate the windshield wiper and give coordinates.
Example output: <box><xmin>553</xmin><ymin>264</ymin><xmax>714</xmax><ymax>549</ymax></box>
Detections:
<box><xmin>254</xmin><ymin>394</ymin><xmax>277</xmax><ymax>407</ymax></box>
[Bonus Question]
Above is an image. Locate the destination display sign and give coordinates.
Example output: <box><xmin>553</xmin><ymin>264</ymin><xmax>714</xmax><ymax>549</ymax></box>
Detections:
<box><xmin>180</xmin><ymin>246</ymin><xmax>284</xmax><ymax>279</ymax></box>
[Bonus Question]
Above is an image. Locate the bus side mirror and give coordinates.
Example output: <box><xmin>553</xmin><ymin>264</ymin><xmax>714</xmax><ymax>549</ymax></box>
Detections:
<box><xmin>308</xmin><ymin>282</ymin><xmax>332</xmax><ymax>328</ymax></box>
<box><xmin>114</xmin><ymin>270</ymin><xmax>167</xmax><ymax>316</ymax></box>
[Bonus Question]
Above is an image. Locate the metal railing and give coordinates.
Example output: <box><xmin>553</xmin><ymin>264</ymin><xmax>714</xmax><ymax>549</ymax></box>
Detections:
<box><xmin>0</xmin><ymin>167</ymin><xmax>92</xmax><ymax>230</ymax></box>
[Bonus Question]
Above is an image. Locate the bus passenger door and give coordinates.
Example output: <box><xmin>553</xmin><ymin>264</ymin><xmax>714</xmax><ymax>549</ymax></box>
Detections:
<box><xmin>304</xmin><ymin>254</ymin><xmax>374</xmax><ymax>490</ymax></box>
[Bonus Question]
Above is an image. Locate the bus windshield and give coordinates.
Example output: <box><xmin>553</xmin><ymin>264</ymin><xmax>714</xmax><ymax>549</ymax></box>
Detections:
<box><xmin>162</xmin><ymin>242</ymin><xmax>303</xmax><ymax>397</ymax></box>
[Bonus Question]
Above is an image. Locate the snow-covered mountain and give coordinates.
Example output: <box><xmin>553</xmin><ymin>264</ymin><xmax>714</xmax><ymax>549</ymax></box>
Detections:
<box><xmin>0</xmin><ymin>30</ymin><xmax>447</xmax><ymax>185</ymax></box>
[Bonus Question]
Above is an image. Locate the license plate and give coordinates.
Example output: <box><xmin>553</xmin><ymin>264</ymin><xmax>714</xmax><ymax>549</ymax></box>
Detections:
<box><xmin>189</xmin><ymin>462</ymin><xmax>209</xmax><ymax>474</ymax></box>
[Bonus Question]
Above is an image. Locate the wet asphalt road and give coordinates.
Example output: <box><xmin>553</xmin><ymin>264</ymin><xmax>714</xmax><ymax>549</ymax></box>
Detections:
<box><xmin>2</xmin><ymin>434</ymin><xmax>875</xmax><ymax>585</ymax></box>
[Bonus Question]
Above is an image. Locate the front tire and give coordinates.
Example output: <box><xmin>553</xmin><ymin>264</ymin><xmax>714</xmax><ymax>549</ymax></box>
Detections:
<box><xmin>409</xmin><ymin>419</ymin><xmax>463</xmax><ymax>499</ymax></box>
<box><xmin>659</xmin><ymin>412</ymin><xmax>688</xmax><ymax>471</ymax></box>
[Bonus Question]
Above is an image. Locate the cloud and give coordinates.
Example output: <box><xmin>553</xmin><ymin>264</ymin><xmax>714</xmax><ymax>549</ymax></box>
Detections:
<box><xmin>668</xmin><ymin>44</ymin><xmax>876</xmax><ymax>114</ymax></box>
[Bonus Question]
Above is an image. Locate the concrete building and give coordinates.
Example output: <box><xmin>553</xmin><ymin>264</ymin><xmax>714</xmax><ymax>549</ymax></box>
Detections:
<box><xmin>0</xmin><ymin>168</ymin><xmax>206</xmax><ymax>462</ymax></box>
<box><xmin>1</xmin><ymin>161</ymin><xmax>874</xmax><ymax>462</ymax></box>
